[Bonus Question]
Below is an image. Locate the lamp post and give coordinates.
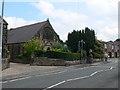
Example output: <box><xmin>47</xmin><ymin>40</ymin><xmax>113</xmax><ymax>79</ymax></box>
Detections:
<box><xmin>0</xmin><ymin>0</ymin><xmax>4</xmax><ymax>89</ymax></box>
<box><xmin>0</xmin><ymin>0</ymin><xmax>4</xmax><ymax>61</ymax></box>
<box><xmin>89</xmin><ymin>49</ymin><xmax>93</xmax><ymax>63</ymax></box>
<box><xmin>0</xmin><ymin>0</ymin><xmax>4</xmax><ymax>58</ymax></box>
<box><xmin>78</xmin><ymin>40</ymin><xmax>85</xmax><ymax>64</ymax></box>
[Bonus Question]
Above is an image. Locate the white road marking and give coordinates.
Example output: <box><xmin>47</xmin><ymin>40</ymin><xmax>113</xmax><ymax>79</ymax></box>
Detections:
<box><xmin>66</xmin><ymin>76</ymin><xmax>89</xmax><ymax>82</ymax></box>
<box><xmin>2</xmin><ymin>76</ymin><xmax>31</xmax><ymax>83</ymax></box>
<box><xmin>2</xmin><ymin>66</ymin><xmax>92</xmax><ymax>83</ymax></box>
<box><xmin>43</xmin><ymin>67</ymin><xmax>114</xmax><ymax>90</ymax></box>
<box><xmin>44</xmin><ymin>81</ymin><xmax>66</xmax><ymax>90</ymax></box>
<box><xmin>2</xmin><ymin>65</ymin><xmax>114</xmax><ymax>84</ymax></box>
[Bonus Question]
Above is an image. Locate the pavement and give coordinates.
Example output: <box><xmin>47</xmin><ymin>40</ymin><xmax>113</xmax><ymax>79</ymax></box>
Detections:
<box><xmin>2</xmin><ymin>58</ymin><xmax>118</xmax><ymax>88</ymax></box>
<box><xmin>2</xmin><ymin>63</ymin><xmax>62</xmax><ymax>76</ymax></box>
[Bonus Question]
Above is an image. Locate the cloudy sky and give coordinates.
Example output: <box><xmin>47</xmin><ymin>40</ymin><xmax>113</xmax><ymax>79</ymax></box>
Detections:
<box><xmin>0</xmin><ymin>0</ymin><xmax>119</xmax><ymax>41</ymax></box>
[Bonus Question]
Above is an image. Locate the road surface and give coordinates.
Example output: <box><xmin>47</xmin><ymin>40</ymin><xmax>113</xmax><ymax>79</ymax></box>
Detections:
<box><xmin>2</xmin><ymin>58</ymin><xmax>119</xmax><ymax>89</ymax></box>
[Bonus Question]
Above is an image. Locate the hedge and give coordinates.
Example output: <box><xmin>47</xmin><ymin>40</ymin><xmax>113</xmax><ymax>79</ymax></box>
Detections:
<box><xmin>16</xmin><ymin>50</ymin><xmax>104</xmax><ymax>61</ymax></box>
<box><xmin>93</xmin><ymin>52</ymin><xmax>104</xmax><ymax>58</ymax></box>
<box><xmin>35</xmin><ymin>50</ymin><xmax>80</xmax><ymax>61</ymax></box>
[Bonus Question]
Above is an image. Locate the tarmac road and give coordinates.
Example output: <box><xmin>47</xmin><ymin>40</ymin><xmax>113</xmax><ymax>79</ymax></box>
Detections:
<box><xmin>2</xmin><ymin>58</ymin><xmax>118</xmax><ymax>89</ymax></box>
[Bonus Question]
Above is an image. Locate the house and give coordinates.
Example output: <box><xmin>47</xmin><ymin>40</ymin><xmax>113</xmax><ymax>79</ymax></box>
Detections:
<box><xmin>104</xmin><ymin>41</ymin><xmax>120</xmax><ymax>58</ymax></box>
<box><xmin>7</xmin><ymin>19</ymin><xmax>61</xmax><ymax>58</ymax></box>
<box><xmin>0</xmin><ymin>17</ymin><xmax>10</xmax><ymax>70</ymax></box>
<box><xmin>0</xmin><ymin>16</ymin><xmax>8</xmax><ymax>58</ymax></box>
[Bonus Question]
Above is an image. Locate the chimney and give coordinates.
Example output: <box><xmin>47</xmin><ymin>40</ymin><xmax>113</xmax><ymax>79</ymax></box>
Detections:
<box><xmin>47</xmin><ymin>18</ymin><xmax>49</xmax><ymax>22</ymax></box>
<box><xmin>10</xmin><ymin>28</ymin><xmax>13</xmax><ymax>30</ymax></box>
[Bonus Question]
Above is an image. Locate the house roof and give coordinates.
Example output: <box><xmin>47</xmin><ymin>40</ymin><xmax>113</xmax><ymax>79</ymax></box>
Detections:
<box><xmin>0</xmin><ymin>16</ymin><xmax>8</xmax><ymax>25</ymax></box>
<box><xmin>7</xmin><ymin>20</ymin><xmax>48</xmax><ymax>44</ymax></box>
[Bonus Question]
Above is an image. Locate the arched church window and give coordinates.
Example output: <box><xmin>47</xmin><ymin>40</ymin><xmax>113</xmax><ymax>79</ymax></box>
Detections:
<box><xmin>43</xmin><ymin>27</ymin><xmax>54</xmax><ymax>40</ymax></box>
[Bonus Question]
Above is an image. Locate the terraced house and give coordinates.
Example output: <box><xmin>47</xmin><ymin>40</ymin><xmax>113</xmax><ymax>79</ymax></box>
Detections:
<box><xmin>104</xmin><ymin>41</ymin><xmax>120</xmax><ymax>58</ymax></box>
<box><xmin>7</xmin><ymin>19</ymin><xmax>61</xmax><ymax>58</ymax></box>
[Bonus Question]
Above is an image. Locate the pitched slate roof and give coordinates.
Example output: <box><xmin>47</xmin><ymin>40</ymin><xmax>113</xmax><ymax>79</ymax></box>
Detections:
<box><xmin>0</xmin><ymin>16</ymin><xmax>8</xmax><ymax>25</ymax></box>
<box><xmin>7</xmin><ymin>21</ymin><xmax>48</xmax><ymax>44</ymax></box>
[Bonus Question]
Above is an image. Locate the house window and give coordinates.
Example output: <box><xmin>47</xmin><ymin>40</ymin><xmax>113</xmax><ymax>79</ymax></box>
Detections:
<box><xmin>3</xmin><ymin>24</ymin><xmax>6</xmax><ymax>29</ymax></box>
<box><xmin>112</xmin><ymin>45</ymin><xmax>114</xmax><ymax>49</ymax></box>
<box><xmin>104</xmin><ymin>44</ymin><xmax>107</xmax><ymax>48</ymax></box>
<box><xmin>112</xmin><ymin>52</ymin><xmax>114</xmax><ymax>57</ymax></box>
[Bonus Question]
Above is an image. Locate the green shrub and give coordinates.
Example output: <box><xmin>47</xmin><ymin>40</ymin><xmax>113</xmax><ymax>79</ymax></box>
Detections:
<box><xmin>23</xmin><ymin>38</ymin><xmax>43</xmax><ymax>58</ymax></box>
<box><xmin>15</xmin><ymin>53</ymin><xmax>30</xmax><ymax>64</ymax></box>
<box><xmin>93</xmin><ymin>52</ymin><xmax>104</xmax><ymax>58</ymax></box>
<box><xmin>51</xmin><ymin>43</ymin><xmax>71</xmax><ymax>52</ymax></box>
<box><xmin>16</xmin><ymin>53</ymin><xmax>31</xmax><ymax>59</ymax></box>
<box><xmin>35</xmin><ymin>50</ymin><xmax>80</xmax><ymax>61</ymax></box>
<box><xmin>34</xmin><ymin>50</ymin><xmax>45</xmax><ymax>57</ymax></box>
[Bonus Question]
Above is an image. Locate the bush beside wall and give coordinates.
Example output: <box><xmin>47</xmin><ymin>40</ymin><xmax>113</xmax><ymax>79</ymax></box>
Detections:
<box><xmin>93</xmin><ymin>52</ymin><xmax>104</xmax><ymax>58</ymax></box>
<box><xmin>35</xmin><ymin>50</ymin><xmax>80</xmax><ymax>61</ymax></box>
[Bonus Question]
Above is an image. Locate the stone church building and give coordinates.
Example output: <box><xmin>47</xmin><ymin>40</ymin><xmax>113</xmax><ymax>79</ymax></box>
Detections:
<box><xmin>7</xmin><ymin>19</ymin><xmax>61</xmax><ymax>58</ymax></box>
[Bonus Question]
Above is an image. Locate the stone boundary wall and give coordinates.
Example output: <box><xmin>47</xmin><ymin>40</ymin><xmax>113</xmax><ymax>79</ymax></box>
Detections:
<box><xmin>31</xmin><ymin>57</ymin><xmax>66</xmax><ymax>66</ymax></box>
<box><xmin>10</xmin><ymin>58</ymin><xmax>30</xmax><ymax>64</ymax></box>
<box><xmin>2</xmin><ymin>58</ymin><xmax>10</xmax><ymax>70</ymax></box>
<box><xmin>31</xmin><ymin>57</ymin><xmax>102</xmax><ymax>66</ymax></box>
<box><xmin>10</xmin><ymin>57</ymin><xmax>102</xmax><ymax>66</ymax></box>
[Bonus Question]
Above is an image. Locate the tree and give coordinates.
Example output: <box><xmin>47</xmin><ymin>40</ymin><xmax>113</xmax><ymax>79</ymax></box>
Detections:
<box><xmin>116</xmin><ymin>38</ymin><xmax>120</xmax><ymax>41</ymax></box>
<box><xmin>23</xmin><ymin>38</ymin><xmax>43</xmax><ymax>58</ymax></box>
<box><xmin>67</xmin><ymin>27</ymin><xmax>96</xmax><ymax>55</ymax></box>
<box><xmin>93</xmin><ymin>40</ymin><xmax>104</xmax><ymax>58</ymax></box>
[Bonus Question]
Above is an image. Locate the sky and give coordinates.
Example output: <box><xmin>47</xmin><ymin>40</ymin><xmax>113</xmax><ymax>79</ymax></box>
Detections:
<box><xmin>0</xmin><ymin>0</ymin><xmax>119</xmax><ymax>42</ymax></box>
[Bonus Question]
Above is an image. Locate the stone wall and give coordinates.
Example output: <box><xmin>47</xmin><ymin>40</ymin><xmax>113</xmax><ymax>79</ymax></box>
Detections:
<box><xmin>2</xmin><ymin>58</ymin><xmax>10</xmax><ymax>70</ymax></box>
<box><xmin>10</xmin><ymin>58</ymin><xmax>30</xmax><ymax>64</ymax></box>
<box><xmin>8</xmin><ymin>43</ymin><xmax>24</xmax><ymax>58</ymax></box>
<box><xmin>2</xmin><ymin>51</ymin><xmax>10</xmax><ymax>70</ymax></box>
<box><xmin>31</xmin><ymin>57</ymin><xmax>89</xmax><ymax>66</ymax></box>
<box><xmin>31</xmin><ymin>57</ymin><xmax>66</xmax><ymax>66</ymax></box>
<box><xmin>65</xmin><ymin>60</ymin><xmax>80</xmax><ymax>66</ymax></box>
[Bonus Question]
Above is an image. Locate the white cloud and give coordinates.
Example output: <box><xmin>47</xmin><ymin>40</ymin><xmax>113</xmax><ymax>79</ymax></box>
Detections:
<box><xmin>4</xmin><ymin>17</ymin><xmax>36</xmax><ymax>29</ymax></box>
<box><xmin>85</xmin><ymin>0</ymin><xmax>118</xmax><ymax>14</ymax></box>
<box><xmin>5</xmin><ymin>0</ymin><xmax>118</xmax><ymax>42</ymax></box>
<box><xmin>33</xmin><ymin>0</ymin><xmax>90</xmax><ymax>41</ymax></box>
<box><xmin>33</xmin><ymin>0</ymin><xmax>118</xmax><ymax>41</ymax></box>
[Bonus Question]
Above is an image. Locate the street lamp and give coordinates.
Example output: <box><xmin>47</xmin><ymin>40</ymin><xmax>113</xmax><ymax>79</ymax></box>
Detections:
<box><xmin>78</xmin><ymin>40</ymin><xmax>85</xmax><ymax>64</ymax></box>
<box><xmin>89</xmin><ymin>49</ymin><xmax>93</xmax><ymax>63</ymax></box>
<box><xmin>0</xmin><ymin>0</ymin><xmax>4</xmax><ymax>89</ymax></box>
<box><xmin>0</xmin><ymin>0</ymin><xmax>4</xmax><ymax>60</ymax></box>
